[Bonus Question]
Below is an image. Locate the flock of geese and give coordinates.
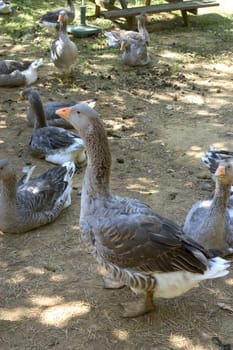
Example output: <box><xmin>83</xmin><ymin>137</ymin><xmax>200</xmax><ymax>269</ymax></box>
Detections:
<box><xmin>0</xmin><ymin>0</ymin><xmax>232</xmax><ymax>318</ymax></box>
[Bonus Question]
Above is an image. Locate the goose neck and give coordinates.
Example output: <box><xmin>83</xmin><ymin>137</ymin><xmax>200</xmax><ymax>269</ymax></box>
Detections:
<box><xmin>68</xmin><ymin>0</ymin><xmax>75</xmax><ymax>12</ymax></box>
<box><xmin>59</xmin><ymin>22</ymin><xmax>68</xmax><ymax>38</ymax></box>
<box><xmin>211</xmin><ymin>180</ymin><xmax>231</xmax><ymax>211</ymax></box>
<box><xmin>1</xmin><ymin>175</ymin><xmax>17</xmax><ymax>204</ymax></box>
<box><xmin>81</xmin><ymin>121</ymin><xmax>111</xmax><ymax>198</ymax></box>
<box><xmin>31</xmin><ymin>96</ymin><xmax>47</xmax><ymax>129</ymax></box>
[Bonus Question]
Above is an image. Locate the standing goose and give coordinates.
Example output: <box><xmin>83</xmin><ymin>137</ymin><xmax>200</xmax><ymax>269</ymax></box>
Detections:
<box><xmin>202</xmin><ymin>146</ymin><xmax>233</xmax><ymax>207</ymax></box>
<box><xmin>39</xmin><ymin>0</ymin><xmax>75</xmax><ymax>29</ymax></box>
<box><xmin>20</xmin><ymin>88</ymin><xmax>86</xmax><ymax>166</ymax></box>
<box><xmin>0</xmin><ymin>159</ymin><xmax>75</xmax><ymax>233</ymax></box>
<box><xmin>105</xmin><ymin>12</ymin><xmax>150</xmax><ymax>48</ymax></box>
<box><xmin>51</xmin><ymin>10</ymin><xmax>78</xmax><ymax>78</ymax></box>
<box><xmin>184</xmin><ymin>158</ymin><xmax>233</xmax><ymax>256</ymax></box>
<box><xmin>56</xmin><ymin>103</ymin><xmax>230</xmax><ymax>318</ymax></box>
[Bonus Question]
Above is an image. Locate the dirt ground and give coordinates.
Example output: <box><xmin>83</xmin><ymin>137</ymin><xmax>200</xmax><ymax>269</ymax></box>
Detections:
<box><xmin>0</xmin><ymin>7</ymin><xmax>233</xmax><ymax>350</ymax></box>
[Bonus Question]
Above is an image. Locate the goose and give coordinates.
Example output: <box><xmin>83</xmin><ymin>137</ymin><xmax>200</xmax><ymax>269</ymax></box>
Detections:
<box><xmin>56</xmin><ymin>103</ymin><xmax>230</xmax><ymax>318</ymax></box>
<box><xmin>0</xmin><ymin>0</ymin><xmax>12</xmax><ymax>14</ymax></box>
<box><xmin>202</xmin><ymin>146</ymin><xmax>233</xmax><ymax>207</ymax></box>
<box><xmin>120</xmin><ymin>38</ymin><xmax>150</xmax><ymax>66</ymax></box>
<box><xmin>0</xmin><ymin>59</ymin><xmax>43</xmax><ymax>87</ymax></box>
<box><xmin>39</xmin><ymin>0</ymin><xmax>75</xmax><ymax>29</ymax></box>
<box><xmin>27</xmin><ymin>99</ymin><xmax>96</xmax><ymax>129</ymax></box>
<box><xmin>0</xmin><ymin>159</ymin><xmax>75</xmax><ymax>233</ymax></box>
<box><xmin>105</xmin><ymin>12</ymin><xmax>150</xmax><ymax>48</ymax></box>
<box><xmin>51</xmin><ymin>10</ymin><xmax>78</xmax><ymax>78</ymax></box>
<box><xmin>20</xmin><ymin>88</ymin><xmax>86</xmax><ymax>166</ymax></box>
<box><xmin>0</xmin><ymin>60</ymin><xmax>32</xmax><ymax>74</ymax></box>
<box><xmin>184</xmin><ymin>158</ymin><xmax>233</xmax><ymax>256</ymax></box>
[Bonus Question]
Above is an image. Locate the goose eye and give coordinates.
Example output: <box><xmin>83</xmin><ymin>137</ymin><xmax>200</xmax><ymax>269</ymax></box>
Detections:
<box><xmin>76</xmin><ymin>111</ymin><xmax>81</xmax><ymax>114</ymax></box>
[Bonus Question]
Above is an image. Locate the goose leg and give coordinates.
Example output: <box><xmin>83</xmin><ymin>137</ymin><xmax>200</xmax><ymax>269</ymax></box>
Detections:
<box><xmin>103</xmin><ymin>274</ymin><xmax>125</xmax><ymax>289</ymax></box>
<box><xmin>121</xmin><ymin>290</ymin><xmax>155</xmax><ymax>318</ymax></box>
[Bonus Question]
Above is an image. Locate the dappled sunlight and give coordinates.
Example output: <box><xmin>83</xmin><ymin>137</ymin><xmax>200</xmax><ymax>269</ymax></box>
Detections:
<box><xmin>0</xmin><ymin>1</ymin><xmax>232</xmax><ymax>349</ymax></box>
<box><xmin>0</xmin><ymin>300</ymin><xmax>91</xmax><ymax>327</ymax></box>
<box><xmin>225</xmin><ymin>278</ymin><xmax>233</xmax><ymax>286</ymax></box>
<box><xmin>0</xmin><ymin>121</ymin><xmax>7</xmax><ymax>128</ymax></box>
<box><xmin>49</xmin><ymin>273</ymin><xmax>66</xmax><ymax>282</ymax></box>
<box><xmin>112</xmin><ymin>328</ymin><xmax>129</xmax><ymax>341</ymax></box>
<box><xmin>30</xmin><ymin>295</ymin><xmax>64</xmax><ymax>307</ymax></box>
<box><xmin>186</xmin><ymin>145</ymin><xmax>206</xmax><ymax>159</ymax></box>
<box><xmin>127</xmin><ymin>177</ymin><xmax>159</xmax><ymax>194</ymax></box>
<box><xmin>186</xmin><ymin>141</ymin><xmax>231</xmax><ymax>159</ymax></box>
<box><xmin>40</xmin><ymin>301</ymin><xmax>91</xmax><ymax>327</ymax></box>
<box><xmin>0</xmin><ymin>306</ymin><xmax>39</xmax><ymax>322</ymax></box>
<box><xmin>6</xmin><ymin>266</ymin><xmax>45</xmax><ymax>285</ymax></box>
<box><xmin>169</xmin><ymin>335</ymin><xmax>206</xmax><ymax>350</ymax></box>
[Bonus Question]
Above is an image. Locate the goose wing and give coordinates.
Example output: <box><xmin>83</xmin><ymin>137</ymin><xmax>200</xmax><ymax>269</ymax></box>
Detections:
<box><xmin>29</xmin><ymin>127</ymin><xmax>83</xmax><ymax>153</ymax></box>
<box><xmin>92</xmin><ymin>214</ymin><xmax>210</xmax><ymax>274</ymax></box>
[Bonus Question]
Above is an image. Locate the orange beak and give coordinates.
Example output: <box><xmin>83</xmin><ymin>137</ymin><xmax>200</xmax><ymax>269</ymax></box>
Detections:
<box><xmin>215</xmin><ymin>165</ymin><xmax>225</xmax><ymax>178</ymax></box>
<box><xmin>56</xmin><ymin>106</ymin><xmax>71</xmax><ymax>120</ymax></box>
<box><xmin>58</xmin><ymin>15</ymin><xmax>62</xmax><ymax>22</ymax></box>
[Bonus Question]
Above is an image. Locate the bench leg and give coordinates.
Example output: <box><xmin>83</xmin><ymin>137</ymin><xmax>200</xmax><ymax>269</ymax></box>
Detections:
<box><xmin>181</xmin><ymin>10</ymin><xmax>189</xmax><ymax>26</ymax></box>
<box><xmin>95</xmin><ymin>4</ymin><xmax>101</xmax><ymax>17</ymax></box>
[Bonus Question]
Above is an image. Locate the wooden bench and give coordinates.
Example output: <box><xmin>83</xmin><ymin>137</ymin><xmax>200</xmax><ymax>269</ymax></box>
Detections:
<box><xmin>100</xmin><ymin>0</ymin><xmax>219</xmax><ymax>29</ymax></box>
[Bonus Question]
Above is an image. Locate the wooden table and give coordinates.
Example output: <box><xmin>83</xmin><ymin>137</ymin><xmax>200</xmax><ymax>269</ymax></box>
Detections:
<box><xmin>91</xmin><ymin>0</ymin><xmax>219</xmax><ymax>29</ymax></box>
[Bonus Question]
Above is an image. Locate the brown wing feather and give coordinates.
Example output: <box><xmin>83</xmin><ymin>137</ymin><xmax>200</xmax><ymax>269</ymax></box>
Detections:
<box><xmin>92</xmin><ymin>214</ymin><xmax>210</xmax><ymax>275</ymax></box>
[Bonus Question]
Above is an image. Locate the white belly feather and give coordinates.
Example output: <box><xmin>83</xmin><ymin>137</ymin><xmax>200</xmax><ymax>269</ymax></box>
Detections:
<box><xmin>153</xmin><ymin>257</ymin><xmax>229</xmax><ymax>298</ymax></box>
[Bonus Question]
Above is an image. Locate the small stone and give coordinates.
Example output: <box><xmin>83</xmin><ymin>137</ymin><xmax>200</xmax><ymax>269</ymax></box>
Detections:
<box><xmin>168</xmin><ymin>192</ymin><xmax>177</xmax><ymax>200</ymax></box>
<box><xmin>167</xmin><ymin>168</ymin><xmax>175</xmax><ymax>173</ymax></box>
<box><xmin>225</xmin><ymin>132</ymin><xmax>233</xmax><ymax>138</ymax></box>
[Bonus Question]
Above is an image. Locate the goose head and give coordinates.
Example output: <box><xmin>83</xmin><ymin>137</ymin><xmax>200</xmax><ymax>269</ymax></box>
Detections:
<box><xmin>57</xmin><ymin>10</ymin><xmax>69</xmax><ymax>26</ymax></box>
<box><xmin>21</xmin><ymin>58</ymin><xmax>43</xmax><ymax>85</ymax></box>
<box><xmin>56</xmin><ymin>103</ymin><xmax>100</xmax><ymax>139</ymax></box>
<box><xmin>215</xmin><ymin>159</ymin><xmax>233</xmax><ymax>186</ymax></box>
<box><xmin>19</xmin><ymin>88</ymin><xmax>47</xmax><ymax>128</ymax></box>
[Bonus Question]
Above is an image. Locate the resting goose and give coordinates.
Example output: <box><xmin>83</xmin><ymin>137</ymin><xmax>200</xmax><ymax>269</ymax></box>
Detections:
<box><xmin>27</xmin><ymin>99</ymin><xmax>96</xmax><ymax>129</ymax></box>
<box><xmin>39</xmin><ymin>0</ymin><xmax>75</xmax><ymax>29</ymax></box>
<box><xmin>51</xmin><ymin>10</ymin><xmax>78</xmax><ymax>78</ymax></box>
<box><xmin>20</xmin><ymin>88</ymin><xmax>86</xmax><ymax>166</ymax></box>
<box><xmin>0</xmin><ymin>1</ymin><xmax>12</xmax><ymax>14</ymax></box>
<box><xmin>0</xmin><ymin>59</ymin><xmax>43</xmax><ymax>87</ymax></box>
<box><xmin>184</xmin><ymin>158</ymin><xmax>233</xmax><ymax>256</ymax></box>
<box><xmin>105</xmin><ymin>12</ymin><xmax>150</xmax><ymax>48</ymax></box>
<box><xmin>120</xmin><ymin>38</ymin><xmax>150</xmax><ymax>66</ymax></box>
<box><xmin>0</xmin><ymin>60</ymin><xmax>32</xmax><ymax>74</ymax></box>
<box><xmin>0</xmin><ymin>159</ymin><xmax>75</xmax><ymax>233</ymax></box>
<box><xmin>56</xmin><ymin>103</ymin><xmax>230</xmax><ymax>318</ymax></box>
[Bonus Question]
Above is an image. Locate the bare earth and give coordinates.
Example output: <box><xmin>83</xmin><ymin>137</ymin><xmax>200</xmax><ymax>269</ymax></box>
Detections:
<box><xmin>0</xmin><ymin>11</ymin><xmax>233</xmax><ymax>350</ymax></box>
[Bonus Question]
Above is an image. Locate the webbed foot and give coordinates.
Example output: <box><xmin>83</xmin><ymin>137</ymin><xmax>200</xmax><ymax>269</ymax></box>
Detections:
<box><xmin>121</xmin><ymin>291</ymin><xmax>155</xmax><ymax>317</ymax></box>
